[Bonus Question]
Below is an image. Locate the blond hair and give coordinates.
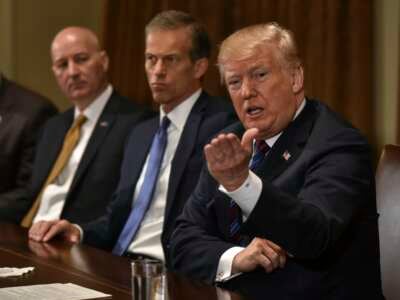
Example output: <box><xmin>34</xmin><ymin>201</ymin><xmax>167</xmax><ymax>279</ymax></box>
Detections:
<box><xmin>218</xmin><ymin>22</ymin><xmax>301</xmax><ymax>78</ymax></box>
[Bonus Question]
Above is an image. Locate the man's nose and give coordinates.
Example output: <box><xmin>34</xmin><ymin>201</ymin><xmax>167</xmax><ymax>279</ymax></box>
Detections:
<box><xmin>241</xmin><ymin>78</ymin><xmax>257</xmax><ymax>100</ymax></box>
<box><xmin>153</xmin><ymin>59</ymin><xmax>166</xmax><ymax>77</ymax></box>
<box><xmin>67</xmin><ymin>62</ymin><xmax>80</xmax><ymax>77</ymax></box>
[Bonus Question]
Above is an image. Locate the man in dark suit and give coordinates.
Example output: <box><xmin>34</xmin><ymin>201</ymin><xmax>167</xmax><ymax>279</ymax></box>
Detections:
<box><xmin>29</xmin><ymin>11</ymin><xmax>235</xmax><ymax>265</ymax></box>
<box><xmin>0</xmin><ymin>75</ymin><xmax>57</xmax><ymax>221</ymax></box>
<box><xmin>8</xmin><ymin>27</ymin><xmax>145</xmax><ymax>227</ymax></box>
<box><xmin>169</xmin><ymin>23</ymin><xmax>383</xmax><ymax>299</ymax></box>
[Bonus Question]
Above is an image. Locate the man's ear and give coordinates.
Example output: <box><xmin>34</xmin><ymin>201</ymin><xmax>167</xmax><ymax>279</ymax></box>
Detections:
<box><xmin>292</xmin><ymin>65</ymin><xmax>304</xmax><ymax>94</ymax></box>
<box><xmin>100</xmin><ymin>51</ymin><xmax>110</xmax><ymax>72</ymax></box>
<box><xmin>194</xmin><ymin>58</ymin><xmax>209</xmax><ymax>79</ymax></box>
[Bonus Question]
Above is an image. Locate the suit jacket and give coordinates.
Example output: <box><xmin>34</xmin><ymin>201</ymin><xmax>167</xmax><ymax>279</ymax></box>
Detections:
<box><xmin>2</xmin><ymin>90</ymin><xmax>149</xmax><ymax>224</ymax></box>
<box><xmin>171</xmin><ymin>99</ymin><xmax>383</xmax><ymax>299</ymax></box>
<box><xmin>82</xmin><ymin>92</ymin><xmax>237</xmax><ymax>266</ymax></box>
<box><xmin>0</xmin><ymin>77</ymin><xmax>57</xmax><ymax>220</ymax></box>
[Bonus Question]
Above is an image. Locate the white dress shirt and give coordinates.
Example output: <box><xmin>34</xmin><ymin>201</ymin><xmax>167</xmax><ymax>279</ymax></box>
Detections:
<box><xmin>126</xmin><ymin>89</ymin><xmax>202</xmax><ymax>261</ymax></box>
<box><xmin>33</xmin><ymin>85</ymin><xmax>112</xmax><ymax>223</ymax></box>
<box><xmin>215</xmin><ymin>99</ymin><xmax>306</xmax><ymax>281</ymax></box>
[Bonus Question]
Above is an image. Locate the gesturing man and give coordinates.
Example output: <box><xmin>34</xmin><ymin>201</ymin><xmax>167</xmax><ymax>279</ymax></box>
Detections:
<box><xmin>170</xmin><ymin>22</ymin><xmax>383</xmax><ymax>299</ymax></box>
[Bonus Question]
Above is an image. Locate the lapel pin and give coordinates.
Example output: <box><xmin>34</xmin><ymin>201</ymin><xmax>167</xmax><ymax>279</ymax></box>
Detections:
<box><xmin>99</xmin><ymin>121</ymin><xmax>109</xmax><ymax>127</ymax></box>
<box><xmin>282</xmin><ymin>150</ymin><xmax>291</xmax><ymax>161</ymax></box>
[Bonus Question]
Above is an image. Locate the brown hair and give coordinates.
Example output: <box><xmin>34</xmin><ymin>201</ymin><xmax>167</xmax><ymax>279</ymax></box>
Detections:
<box><xmin>146</xmin><ymin>10</ymin><xmax>211</xmax><ymax>62</ymax></box>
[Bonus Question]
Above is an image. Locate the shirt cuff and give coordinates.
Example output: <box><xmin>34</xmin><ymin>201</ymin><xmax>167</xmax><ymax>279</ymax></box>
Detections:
<box><xmin>72</xmin><ymin>224</ymin><xmax>84</xmax><ymax>243</ymax></box>
<box><xmin>219</xmin><ymin>171</ymin><xmax>262</xmax><ymax>219</ymax></box>
<box><xmin>215</xmin><ymin>247</ymin><xmax>244</xmax><ymax>282</ymax></box>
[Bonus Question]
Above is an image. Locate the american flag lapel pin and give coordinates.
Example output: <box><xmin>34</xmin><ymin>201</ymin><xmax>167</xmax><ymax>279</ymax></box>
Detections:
<box><xmin>282</xmin><ymin>150</ymin><xmax>291</xmax><ymax>161</ymax></box>
<box><xmin>99</xmin><ymin>121</ymin><xmax>109</xmax><ymax>127</ymax></box>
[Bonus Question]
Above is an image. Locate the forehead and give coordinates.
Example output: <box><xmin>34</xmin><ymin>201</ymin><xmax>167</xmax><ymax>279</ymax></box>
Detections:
<box><xmin>51</xmin><ymin>33</ymin><xmax>96</xmax><ymax>62</ymax></box>
<box><xmin>223</xmin><ymin>46</ymin><xmax>278</xmax><ymax>77</ymax></box>
<box><xmin>145</xmin><ymin>28</ymin><xmax>192</xmax><ymax>55</ymax></box>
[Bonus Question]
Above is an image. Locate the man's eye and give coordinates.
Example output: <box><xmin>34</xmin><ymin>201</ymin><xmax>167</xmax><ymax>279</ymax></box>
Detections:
<box><xmin>254</xmin><ymin>70</ymin><xmax>268</xmax><ymax>81</ymax></box>
<box><xmin>56</xmin><ymin>62</ymin><xmax>68</xmax><ymax>70</ymax></box>
<box><xmin>75</xmin><ymin>55</ymin><xmax>89</xmax><ymax>64</ymax></box>
<box><xmin>165</xmin><ymin>56</ymin><xmax>178</xmax><ymax>65</ymax></box>
<box><xmin>146</xmin><ymin>55</ymin><xmax>157</xmax><ymax>65</ymax></box>
<box><xmin>227</xmin><ymin>79</ymin><xmax>241</xmax><ymax>90</ymax></box>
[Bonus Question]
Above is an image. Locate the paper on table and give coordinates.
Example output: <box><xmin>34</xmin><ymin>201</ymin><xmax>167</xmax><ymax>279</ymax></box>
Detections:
<box><xmin>0</xmin><ymin>267</ymin><xmax>34</xmax><ymax>277</ymax></box>
<box><xmin>0</xmin><ymin>283</ymin><xmax>111</xmax><ymax>300</ymax></box>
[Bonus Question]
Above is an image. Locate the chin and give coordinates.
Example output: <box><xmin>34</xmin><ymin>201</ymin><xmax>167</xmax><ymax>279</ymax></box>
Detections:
<box><xmin>151</xmin><ymin>94</ymin><xmax>166</xmax><ymax>104</ymax></box>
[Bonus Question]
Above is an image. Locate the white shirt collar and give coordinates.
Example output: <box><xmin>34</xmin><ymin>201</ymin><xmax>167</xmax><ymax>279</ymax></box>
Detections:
<box><xmin>159</xmin><ymin>89</ymin><xmax>202</xmax><ymax>131</ymax></box>
<box><xmin>264</xmin><ymin>98</ymin><xmax>306</xmax><ymax>148</ymax></box>
<box><xmin>73</xmin><ymin>84</ymin><xmax>112</xmax><ymax>122</ymax></box>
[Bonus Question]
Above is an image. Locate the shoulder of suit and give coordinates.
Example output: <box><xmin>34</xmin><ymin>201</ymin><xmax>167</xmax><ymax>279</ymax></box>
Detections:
<box><xmin>1</xmin><ymin>79</ymin><xmax>56</xmax><ymax>114</ymax></box>
<box><xmin>305</xmin><ymin>98</ymin><xmax>369</xmax><ymax>146</ymax></box>
<box><xmin>109</xmin><ymin>92</ymin><xmax>152</xmax><ymax>119</ymax></box>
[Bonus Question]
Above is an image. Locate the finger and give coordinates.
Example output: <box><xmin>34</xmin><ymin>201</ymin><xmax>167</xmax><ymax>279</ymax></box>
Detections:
<box><xmin>241</xmin><ymin>128</ymin><xmax>259</xmax><ymax>153</ymax></box>
<box><xmin>37</xmin><ymin>222</ymin><xmax>54</xmax><ymax>240</ymax></box>
<box><xmin>225</xmin><ymin>133</ymin><xmax>247</xmax><ymax>157</ymax></box>
<box><xmin>44</xmin><ymin>220</ymin><xmax>79</xmax><ymax>243</ymax></box>
<box><xmin>215</xmin><ymin>135</ymin><xmax>235</xmax><ymax>160</ymax></box>
<box><xmin>265</xmin><ymin>240</ymin><xmax>287</xmax><ymax>268</ymax></box>
<box><xmin>204</xmin><ymin>143</ymin><xmax>218</xmax><ymax>167</ymax></box>
<box><xmin>29</xmin><ymin>221</ymin><xmax>53</xmax><ymax>241</ymax></box>
<box><xmin>256</xmin><ymin>253</ymin><xmax>274</xmax><ymax>273</ymax></box>
<box><xmin>260</xmin><ymin>242</ymin><xmax>280</xmax><ymax>270</ymax></box>
<box><xmin>205</xmin><ymin>135</ymin><xmax>229</xmax><ymax>168</ymax></box>
<box><xmin>42</xmin><ymin>221</ymin><xmax>67</xmax><ymax>242</ymax></box>
<box><xmin>68</xmin><ymin>229</ymin><xmax>80</xmax><ymax>243</ymax></box>
<box><xmin>28</xmin><ymin>224</ymin><xmax>40</xmax><ymax>240</ymax></box>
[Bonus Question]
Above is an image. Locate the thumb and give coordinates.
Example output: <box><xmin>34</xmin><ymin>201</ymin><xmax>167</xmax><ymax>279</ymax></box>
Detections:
<box><xmin>69</xmin><ymin>233</ymin><xmax>79</xmax><ymax>243</ymax></box>
<box><xmin>241</xmin><ymin>128</ymin><xmax>259</xmax><ymax>153</ymax></box>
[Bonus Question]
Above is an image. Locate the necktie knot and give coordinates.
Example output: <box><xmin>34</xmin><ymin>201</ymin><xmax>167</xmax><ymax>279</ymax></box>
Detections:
<box><xmin>160</xmin><ymin>116</ymin><xmax>170</xmax><ymax>132</ymax></box>
<box><xmin>249</xmin><ymin>140</ymin><xmax>270</xmax><ymax>171</ymax></box>
<box><xmin>73</xmin><ymin>114</ymin><xmax>87</xmax><ymax>129</ymax></box>
<box><xmin>255</xmin><ymin>140</ymin><xmax>270</xmax><ymax>155</ymax></box>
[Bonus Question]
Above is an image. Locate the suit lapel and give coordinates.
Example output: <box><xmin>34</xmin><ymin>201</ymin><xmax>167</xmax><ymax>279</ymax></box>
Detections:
<box><xmin>163</xmin><ymin>93</ymin><xmax>208</xmax><ymax>224</ymax></box>
<box><xmin>257</xmin><ymin>100</ymin><xmax>316</xmax><ymax>181</ymax></box>
<box><xmin>68</xmin><ymin>94</ymin><xmax>118</xmax><ymax>193</ymax></box>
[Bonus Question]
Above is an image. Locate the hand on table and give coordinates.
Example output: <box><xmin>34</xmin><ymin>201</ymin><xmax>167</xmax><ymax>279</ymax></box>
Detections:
<box><xmin>28</xmin><ymin>219</ymin><xmax>81</xmax><ymax>243</ymax></box>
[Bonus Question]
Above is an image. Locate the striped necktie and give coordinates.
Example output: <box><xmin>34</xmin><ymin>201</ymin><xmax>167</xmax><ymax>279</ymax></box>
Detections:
<box><xmin>229</xmin><ymin>140</ymin><xmax>270</xmax><ymax>243</ymax></box>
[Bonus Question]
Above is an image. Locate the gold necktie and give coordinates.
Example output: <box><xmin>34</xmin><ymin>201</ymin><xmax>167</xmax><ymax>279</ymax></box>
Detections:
<box><xmin>21</xmin><ymin>114</ymin><xmax>87</xmax><ymax>227</ymax></box>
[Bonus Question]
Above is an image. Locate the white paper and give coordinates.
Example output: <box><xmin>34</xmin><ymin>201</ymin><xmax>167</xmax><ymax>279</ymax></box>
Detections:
<box><xmin>0</xmin><ymin>267</ymin><xmax>34</xmax><ymax>277</ymax></box>
<box><xmin>0</xmin><ymin>283</ymin><xmax>111</xmax><ymax>300</ymax></box>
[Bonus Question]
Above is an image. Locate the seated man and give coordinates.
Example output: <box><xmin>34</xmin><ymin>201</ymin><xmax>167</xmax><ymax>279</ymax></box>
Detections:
<box><xmin>169</xmin><ymin>23</ymin><xmax>384</xmax><ymax>299</ymax></box>
<box><xmin>28</xmin><ymin>11</ymin><xmax>236</xmax><ymax>265</ymax></box>
<box><xmin>5</xmin><ymin>27</ymin><xmax>147</xmax><ymax>226</ymax></box>
<box><xmin>0</xmin><ymin>74</ymin><xmax>57</xmax><ymax>222</ymax></box>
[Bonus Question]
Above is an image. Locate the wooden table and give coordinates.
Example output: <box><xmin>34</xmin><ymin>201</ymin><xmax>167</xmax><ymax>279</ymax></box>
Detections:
<box><xmin>0</xmin><ymin>222</ymin><xmax>243</xmax><ymax>299</ymax></box>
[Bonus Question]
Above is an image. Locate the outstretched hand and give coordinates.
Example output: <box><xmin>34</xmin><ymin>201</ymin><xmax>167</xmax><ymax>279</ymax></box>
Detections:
<box><xmin>204</xmin><ymin>128</ymin><xmax>259</xmax><ymax>191</ymax></box>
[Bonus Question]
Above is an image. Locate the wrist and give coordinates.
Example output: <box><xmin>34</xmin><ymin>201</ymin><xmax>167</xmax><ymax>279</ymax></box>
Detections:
<box><xmin>223</xmin><ymin>171</ymin><xmax>249</xmax><ymax>192</ymax></box>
